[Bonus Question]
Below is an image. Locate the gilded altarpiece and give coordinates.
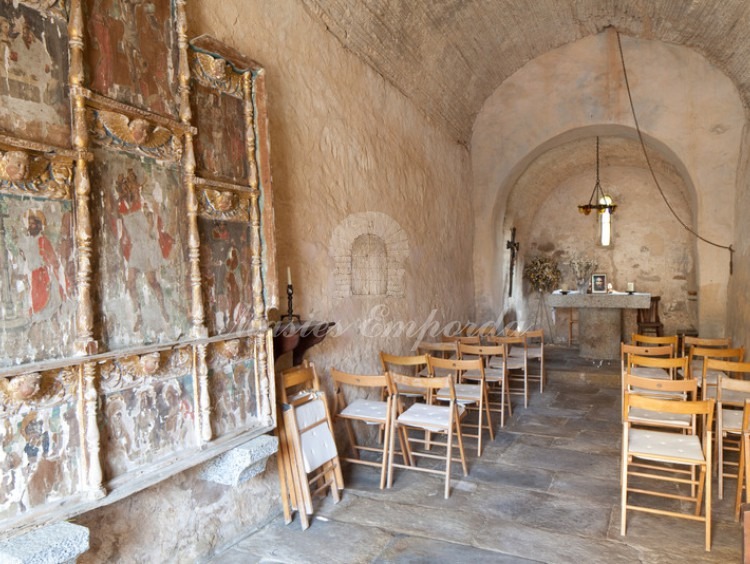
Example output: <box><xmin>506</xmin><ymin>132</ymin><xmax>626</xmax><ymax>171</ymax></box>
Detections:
<box><xmin>0</xmin><ymin>0</ymin><xmax>277</xmax><ymax>538</ymax></box>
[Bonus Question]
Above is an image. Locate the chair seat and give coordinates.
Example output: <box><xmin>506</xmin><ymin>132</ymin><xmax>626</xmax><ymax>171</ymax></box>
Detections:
<box><xmin>340</xmin><ymin>399</ymin><xmax>388</xmax><ymax>423</ymax></box>
<box><xmin>489</xmin><ymin>358</ymin><xmax>524</xmax><ymax>371</ymax></box>
<box><xmin>629</xmin><ymin>428</ymin><xmax>705</xmax><ymax>463</ymax></box>
<box><xmin>721</xmin><ymin>408</ymin><xmax>744</xmax><ymax>434</ymax></box>
<box><xmin>630</xmin><ymin>366</ymin><xmax>670</xmax><ymax>379</ymax></box>
<box><xmin>462</xmin><ymin>367</ymin><xmax>504</xmax><ymax>383</ymax></box>
<box><xmin>696</xmin><ymin>369</ymin><xmax>726</xmax><ymax>386</ymax></box>
<box><xmin>628</xmin><ymin>407</ymin><xmax>692</xmax><ymax>428</ymax></box>
<box><xmin>436</xmin><ymin>383</ymin><xmax>481</xmax><ymax>403</ymax></box>
<box><xmin>523</xmin><ymin>345</ymin><xmax>542</xmax><ymax>359</ymax></box>
<box><xmin>398</xmin><ymin>402</ymin><xmax>465</xmax><ymax>432</ymax></box>
<box><xmin>630</xmin><ymin>387</ymin><xmax>685</xmax><ymax>399</ymax></box>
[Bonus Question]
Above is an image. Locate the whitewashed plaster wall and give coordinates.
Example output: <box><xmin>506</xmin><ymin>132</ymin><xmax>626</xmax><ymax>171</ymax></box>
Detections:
<box><xmin>727</xmin><ymin>123</ymin><xmax>750</xmax><ymax>352</ymax></box>
<box><xmin>472</xmin><ymin>31</ymin><xmax>743</xmax><ymax>336</ymax></box>
<box><xmin>74</xmin><ymin>1</ymin><xmax>473</xmax><ymax>561</ymax></box>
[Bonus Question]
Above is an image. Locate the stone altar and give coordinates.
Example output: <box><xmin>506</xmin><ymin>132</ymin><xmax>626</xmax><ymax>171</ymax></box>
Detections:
<box><xmin>547</xmin><ymin>292</ymin><xmax>651</xmax><ymax>359</ymax></box>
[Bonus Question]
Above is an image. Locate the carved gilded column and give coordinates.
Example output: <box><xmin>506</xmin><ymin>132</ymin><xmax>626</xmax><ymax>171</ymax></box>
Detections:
<box><xmin>68</xmin><ymin>0</ymin><xmax>104</xmax><ymax>497</ymax></box>
<box><xmin>242</xmin><ymin>72</ymin><xmax>267</xmax><ymax>328</ymax></box>
<box><xmin>177</xmin><ymin>0</ymin><xmax>211</xmax><ymax>442</ymax></box>
<box><xmin>68</xmin><ymin>0</ymin><xmax>97</xmax><ymax>356</ymax></box>
<box><xmin>243</xmin><ymin>72</ymin><xmax>272</xmax><ymax>427</ymax></box>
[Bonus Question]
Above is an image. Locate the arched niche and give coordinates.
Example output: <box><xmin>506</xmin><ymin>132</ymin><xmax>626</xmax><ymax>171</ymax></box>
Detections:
<box><xmin>329</xmin><ymin>211</ymin><xmax>408</xmax><ymax>299</ymax></box>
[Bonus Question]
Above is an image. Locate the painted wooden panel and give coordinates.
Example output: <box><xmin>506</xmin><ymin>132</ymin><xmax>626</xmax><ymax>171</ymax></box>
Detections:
<box><xmin>198</xmin><ymin>211</ymin><xmax>255</xmax><ymax>335</ymax></box>
<box><xmin>0</xmin><ymin>368</ymin><xmax>81</xmax><ymax>521</ymax></box>
<box><xmin>0</xmin><ymin>2</ymin><xmax>70</xmax><ymax>146</ymax></box>
<box><xmin>0</xmin><ymin>192</ymin><xmax>76</xmax><ymax>366</ymax></box>
<box><xmin>192</xmin><ymin>83</ymin><xmax>248</xmax><ymax>183</ymax></box>
<box><xmin>83</xmin><ymin>0</ymin><xmax>180</xmax><ymax>118</ymax></box>
<box><xmin>99</xmin><ymin>348</ymin><xmax>197</xmax><ymax>479</ymax></box>
<box><xmin>91</xmin><ymin>150</ymin><xmax>190</xmax><ymax>348</ymax></box>
<box><xmin>208</xmin><ymin>341</ymin><xmax>258</xmax><ymax>438</ymax></box>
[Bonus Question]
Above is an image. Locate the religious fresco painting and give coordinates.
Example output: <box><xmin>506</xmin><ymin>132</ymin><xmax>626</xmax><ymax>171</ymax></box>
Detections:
<box><xmin>0</xmin><ymin>192</ymin><xmax>76</xmax><ymax>367</ymax></box>
<box><xmin>0</xmin><ymin>368</ymin><xmax>81</xmax><ymax>521</ymax></box>
<box><xmin>92</xmin><ymin>151</ymin><xmax>190</xmax><ymax>348</ymax></box>
<box><xmin>83</xmin><ymin>0</ymin><xmax>180</xmax><ymax>118</ymax></box>
<box><xmin>191</xmin><ymin>82</ymin><xmax>248</xmax><ymax>182</ymax></box>
<box><xmin>0</xmin><ymin>1</ymin><xmax>70</xmax><ymax>146</ymax></box>
<box><xmin>0</xmin><ymin>1</ymin><xmax>276</xmax><ymax>538</ymax></box>
<box><xmin>99</xmin><ymin>348</ymin><xmax>197</xmax><ymax>480</ymax></box>
<box><xmin>207</xmin><ymin>340</ymin><xmax>258</xmax><ymax>439</ymax></box>
<box><xmin>198</xmin><ymin>193</ymin><xmax>254</xmax><ymax>335</ymax></box>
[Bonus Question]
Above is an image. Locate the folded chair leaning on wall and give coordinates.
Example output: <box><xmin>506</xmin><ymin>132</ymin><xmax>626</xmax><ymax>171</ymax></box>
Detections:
<box><xmin>278</xmin><ymin>361</ymin><xmax>343</xmax><ymax>529</ymax></box>
<box><xmin>620</xmin><ymin>393</ymin><xmax>715</xmax><ymax>551</ymax></box>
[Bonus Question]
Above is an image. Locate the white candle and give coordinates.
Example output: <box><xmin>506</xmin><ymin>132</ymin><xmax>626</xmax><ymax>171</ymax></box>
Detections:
<box><xmin>627</xmin><ymin>282</ymin><xmax>634</xmax><ymax>292</ymax></box>
<box><xmin>287</xmin><ymin>267</ymin><xmax>292</xmax><ymax>286</ymax></box>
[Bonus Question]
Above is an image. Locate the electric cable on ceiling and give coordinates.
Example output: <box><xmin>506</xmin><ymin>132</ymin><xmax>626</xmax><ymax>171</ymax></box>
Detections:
<box><xmin>615</xmin><ymin>29</ymin><xmax>734</xmax><ymax>274</ymax></box>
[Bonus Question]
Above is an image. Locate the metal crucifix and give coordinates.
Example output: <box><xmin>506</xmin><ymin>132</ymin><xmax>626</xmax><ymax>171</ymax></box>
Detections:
<box><xmin>506</xmin><ymin>227</ymin><xmax>520</xmax><ymax>297</ymax></box>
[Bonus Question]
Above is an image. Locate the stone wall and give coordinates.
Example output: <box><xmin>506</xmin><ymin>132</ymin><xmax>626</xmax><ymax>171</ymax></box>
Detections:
<box><xmin>75</xmin><ymin>0</ymin><xmax>473</xmax><ymax>561</ymax></box>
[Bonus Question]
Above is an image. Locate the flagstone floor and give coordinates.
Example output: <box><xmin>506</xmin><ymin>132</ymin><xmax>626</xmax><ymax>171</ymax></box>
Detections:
<box><xmin>211</xmin><ymin>346</ymin><xmax>742</xmax><ymax>563</ymax></box>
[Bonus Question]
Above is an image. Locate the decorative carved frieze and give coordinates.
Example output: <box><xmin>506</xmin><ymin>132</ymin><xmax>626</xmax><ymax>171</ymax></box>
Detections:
<box><xmin>88</xmin><ymin>109</ymin><xmax>182</xmax><ymax>161</ymax></box>
<box><xmin>197</xmin><ymin>187</ymin><xmax>251</xmax><ymax>221</ymax></box>
<box><xmin>0</xmin><ymin>366</ymin><xmax>77</xmax><ymax>416</ymax></box>
<box><xmin>190</xmin><ymin>52</ymin><xmax>244</xmax><ymax>98</ymax></box>
<box><xmin>0</xmin><ymin>149</ymin><xmax>73</xmax><ymax>199</ymax></box>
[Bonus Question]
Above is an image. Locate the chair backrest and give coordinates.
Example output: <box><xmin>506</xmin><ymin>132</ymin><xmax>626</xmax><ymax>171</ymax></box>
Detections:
<box><xmin>427</xmin><ymin>355</ymin><xmax>485</xmax><ymax>383</ymax></box>
<box><xmin>682</xmin><ymin>335</ymin><xmax>732</xmax><ymax>357</ymax></box>
<box><xmin>623</xmin><ymin>372</ymin><xmax>698</xmax><ymax>413</ymax></box>
<box><xmin>440</xmin><ymin>334</ymin><xmax>481</xmax><ymax>345</ymax></box>
<box><xmin>416</xmin><ymin>341</ymin><xmax>457</xmax><ymax>359</ymax></box>
<box><xmin>379</xmin><ymin>352</ymin><xmax>429</xmax><ymax>375</ymax></box>
<box><xmin>624</xmin><ymin>393</ymin><xmax>715</xmax><ymax>438</ymax></box>
<box><xmin>330</xmin><ymin>368</ymin><xmax>388</xmax><ymax>394</ymax></box>
<box><xmin>280</xmin><ymin>361</ymin><xmax>321</xmax><ymax>404</ymax></box>
<box><xmin>388</xmin><ymin>371</ymin><xmax>455</xmax><ymax>400</ymax></box>
<box><xmin>489</xmin><ymin>335</ymin><xmax>526</xmax><ymax>356</ymax></box>
<box><xmin>620</xmin><ymin>343</ymin><xmax>674</xmax><ymax>373</ymax></box>
<box><xmin>706</xmin><ymin>358</ymin><xmax>750</xmax><ymax>382</ymax></box>
<box><xmin>626</xmin><ymin>353</ymin><xmax>687</xmax><ymax>382</ymax></box>
<box><xmin>631</xmin><ymin>333</ymin><xmax>678</xmax><ymax>350</ymax></box>
<box><xmin>456</xmin><ymin>342</ymin><xmax>505</xmax><ymax>366</ymax></box>
<box><xmin>690</xmin><ymin>346</ymin><xmax>745</xmax><ymax>371</ymax></box>
<box><xmin>716</xmin><ymin>370</ymin><xmax>750</xmax><ymax>408</ymax></box>
<box><xmin>636</xmin><ymin>295</ymin><xmax>661</xmax><ymax>324</ymax></box>
<box><xmin>506</xmin><ymin>328</ymin><xmax>544</xmax><ymax>344</ymax></box>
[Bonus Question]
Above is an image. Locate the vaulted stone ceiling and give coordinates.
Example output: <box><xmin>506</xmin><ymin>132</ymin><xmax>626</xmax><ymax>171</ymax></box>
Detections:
<box><xmin>301</xmin><ymin>0</ymin><xmax>750</xmax><ymax>144</ymax></box>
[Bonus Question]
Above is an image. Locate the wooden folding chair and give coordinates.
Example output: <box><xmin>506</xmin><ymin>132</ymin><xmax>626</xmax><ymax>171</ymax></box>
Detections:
<box><xmin>428</xmin><ymin>355</ymin><xmax>494</xmax><ymax>456</ymax></box>
<box><xmin>330</xmin><ymin>368</ymin><xmax>396</xmax><ymax>489</ymax></box>
<box><xmin>735</xmin><ymin>399</ymin><xmax>750</xmax><ymax>521</ymax></box>
<box><xmin>457</xmin><ymin>342</ymin><xmax>512</xmax><ymax>427</ymax></box>
<box><xmin>621</xmin><ymin>393</ymin><xmax>715</xmax><ymax>551</ymax></box>
<box><xmin>710</xmin><ymin>360</ymin><xmax>750</xmax><ymax>500</ymax></box>
<box><xmin>387</xmin><ymin>371</ymin><xmax>468</xmax><ymax>499</ymax></box>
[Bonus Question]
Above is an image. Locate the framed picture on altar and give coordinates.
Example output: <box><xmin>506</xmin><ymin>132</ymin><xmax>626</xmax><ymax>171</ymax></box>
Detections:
<box><xmin>592</xmin><ymin>273</ymin><xmax>607</xmax><ymax>293</ymax></box>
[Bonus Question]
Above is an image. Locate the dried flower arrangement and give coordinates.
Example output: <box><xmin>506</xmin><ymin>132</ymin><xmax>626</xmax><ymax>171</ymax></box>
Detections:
<box><xmin>523</xmin><ymin>256</ymin><xmax>561</xmax><ymax>292</ymax></box>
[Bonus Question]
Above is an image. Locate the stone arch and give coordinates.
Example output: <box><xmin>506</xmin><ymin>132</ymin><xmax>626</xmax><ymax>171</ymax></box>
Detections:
<box><xmin>329</xmin><ymin>212</ymin><xmax>409</xmax><ymax>299</ymax></box>
<box><xmin>471</xmin><ymin>31</ymin><xmax>744</xmax><ymax>335</ymax></box>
